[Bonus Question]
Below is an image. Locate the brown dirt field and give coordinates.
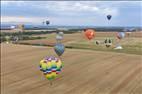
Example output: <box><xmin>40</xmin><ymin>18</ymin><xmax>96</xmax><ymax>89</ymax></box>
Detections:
<box><xmin>1</xmin><ymin>43</ymin><xmax>142</xmax><ymax>94</ymax></box>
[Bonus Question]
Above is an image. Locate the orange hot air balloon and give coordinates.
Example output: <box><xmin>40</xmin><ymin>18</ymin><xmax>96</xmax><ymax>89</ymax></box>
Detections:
<box><xmin>84</xmin><ymin>29</ymin><xmax>95</xmax><ymax>40</ymax></box>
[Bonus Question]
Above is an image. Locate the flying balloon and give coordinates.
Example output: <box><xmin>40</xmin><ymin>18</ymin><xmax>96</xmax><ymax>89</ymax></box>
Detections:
<box><xmin>54</xmin><ymin>43</ymin><xmax>65</xmax><ymax>56</ymax></box>
<box><xmin>117</xmin><ymin>32</ymin><xmax>125</xmax><ymax>39</ymax></box>
<box><xmin>56</xmin><ymin>35</ymin><xmax>63</xmax><ymax>42</ymax></box>
<box><xmin>39</xmin><ymin>56</ymin><xmax>63</xmax><ymax>81</ymax></box>
<box><xmin>58</xmin><ymin>32</ymin><xmax>64</xmax><ymax>37</ymax></box>
<box><xmin>96</xmin><ymin>41</ymin><xmax>100</xmax><ymax>45</ymax></box>
<box><xmin>84</xmin><ymin>29</ymin><xmax>95</xmax><ymax>40</ymax></box>
<box><xmin>104</xmin><ymin>38</ymin><xmax>112</xmax><ymax>48</ymax></box>
<box><xmin>46</xmin><ymin>21</ymin><xmax>50</xmax><ymax>25</ymax></box>
<box><xmin>107</xmin><ymin>15</ymin><xmax>112</xmax><ymax>20</ymax></box>
<box><xmin>42</xmin><ymin>21</ymin><xmax>45</xmax><ymax>25</ymax></box>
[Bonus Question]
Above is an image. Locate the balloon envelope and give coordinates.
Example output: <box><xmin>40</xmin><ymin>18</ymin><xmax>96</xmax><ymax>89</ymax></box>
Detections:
<box><xmin>117</xmin><ymin>32</ymin><xmax>125</xmax><ymax>39</ymax></box>
<box><xmin>58</xmin><ymin>32</ymin><xmax>64</xmax><ymax>36</ymax></box>
<box><xmin>84</xmin><ymin>29</ymin><xmax>95</xmax><ymax>40</ymax></box>
<box><xmin>54</xmin><ymin>43</ymin><xmax>65</xmax><ymax>56</ymax></box>
<box><xmin>46</xmin><ymin>21</ymin><xmax>50</xmax><ymax>25</ymax></box>
<box><xmin>107</xmin><ymin>15</ymin><xmax>112</xmax><ymax>20</ymax></box>
<box><xmin>56</xmin><ymin>35</ymin><xmax>63</xmax><ymax>41</ymax></box>
<box><xmin>104</xmin><ymin>38</ymin><xmax>112</xmax><ymax>48</ymax></box>
<box><xmin>39</xmin><ymin>56</ymin><xmax>63</xmax><ymax>80</ymax></box>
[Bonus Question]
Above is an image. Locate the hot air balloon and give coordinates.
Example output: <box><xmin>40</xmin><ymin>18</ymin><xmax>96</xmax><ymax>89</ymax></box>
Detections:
<box><xmin>84</xmin><ymin>29</ymin><xmax>95</xmax><ymax>40</ymax></box>
<box><xmin>5</xmin><ymin>36</ymin><xmax>10</xmax><ymax>44</ymax></box>
<box><xmin>104</xmin><ymin>38</ymin><xmax>112</xmax><ymax>48</ymax></box>
<box><xmin>117</xmin><ymin>32</ymin><xmax>125</xmax><ymax>39</ymax></box>
<box><xmin>54</xmin><ymin>43</ymin><xmax>65</xmax><ymax>56</ymax></box>
<box><xmin>42</xmin><ymin>21</ymin><xmax>45</xmax><ymax>25</ymax></box>
<box><xmin>12</xmin><ymin>36</ymin><xmax>19</xmax><ymax>43</ymax></box>
<box><xmin>96</xmin><ymin>41</ymin><xmax>100</xmax><ymax>45</ymax></box>
<box><xmin>58</xmin><ymin>32</ymin><xmax>64</xmax><ymax>37</ymax></box>
<box><xmin>107</xmin><ymin>15</ymin><xmax>112</xmax><ymax>20</ymax></box>
<box><xmin>56</xmin><ymin>32</ymin><xmax>64</xmax><ymax>42</ymax></box>
<box><xmin>46</xmin><ymin>21</ymin><xmax>50</xmax><ymax>25</ymax></box>
<box><xmin>39</xmin><ymin>56</ymin><xmax>63</xmax><ymax>85</ymax></box>
<box><xmin>56</xmin><ymin>35</ymin><xmax>63</xmax><ymax>42</ymax></box>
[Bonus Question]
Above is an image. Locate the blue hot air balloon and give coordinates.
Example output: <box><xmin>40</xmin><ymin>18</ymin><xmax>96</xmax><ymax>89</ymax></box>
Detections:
<box><xmin>54</xmin><ymin>43</ymin><xmax>65</xmax><ymax>56</ymax></box>
<box><xmin>46</xmin><ymin>21</ymin><xmax>50</xmax><ymax>25</ymax></box>
<box><xmin>107</xmin><ymin>15</ymin><xmax>112</xmax><ymax>20</ymax></box>
<box><xmin>117</xmin><ymin>32</ymin><xmax>125</xmax><ymax>39</ymax></box>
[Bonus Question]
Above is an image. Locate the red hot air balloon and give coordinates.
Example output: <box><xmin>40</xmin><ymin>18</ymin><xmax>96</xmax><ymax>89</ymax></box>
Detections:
<box><xmin>84</xmin><ymin>29</ymin><xmax>95</xmax><ymax>40</ymax></box>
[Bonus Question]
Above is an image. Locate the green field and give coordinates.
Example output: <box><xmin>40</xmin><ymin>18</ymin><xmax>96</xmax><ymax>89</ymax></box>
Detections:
<box><xmin>14</xmin><ymin>32</ymin><xmax>142</xmax><ymax>55</ymax></box>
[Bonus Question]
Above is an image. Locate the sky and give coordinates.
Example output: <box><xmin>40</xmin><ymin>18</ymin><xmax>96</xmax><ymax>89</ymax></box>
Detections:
<box><xmin>1</xmin><ymin>1</ymin><xmax>142</xmax><ymax>26</ymax></box>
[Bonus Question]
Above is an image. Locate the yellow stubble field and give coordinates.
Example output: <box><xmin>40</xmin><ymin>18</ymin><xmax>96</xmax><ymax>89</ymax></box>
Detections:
<box><xmin>1</xmin><ymin>43</ymin><xmax>142</xmax><ymax>94</ymax></box>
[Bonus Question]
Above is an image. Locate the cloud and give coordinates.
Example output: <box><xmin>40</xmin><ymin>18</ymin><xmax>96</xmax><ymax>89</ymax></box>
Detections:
<box><xmin>1</xmin><ymin>16</ymin><xmax>46</xmax><ymax>24</ymax></box>
<box><xmin>1</xmin><ymin>1</ymin><xmax>141</xmax><ymax>26</ymax></box>
<box><xmin>1</xmin><ymin>1</ymin><xmax>119</xmax><ymax>16</ymax></box>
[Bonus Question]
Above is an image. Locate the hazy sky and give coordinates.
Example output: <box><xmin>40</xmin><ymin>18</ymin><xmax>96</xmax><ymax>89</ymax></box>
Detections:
<box><xmin>1</xmin><ymin>1</ymin><xmax>142</xmax><ymax>26</ymax></box>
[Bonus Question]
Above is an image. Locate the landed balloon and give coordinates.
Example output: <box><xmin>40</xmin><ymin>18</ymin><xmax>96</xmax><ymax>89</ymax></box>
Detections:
<box><xmin>114</xmin><ymin>44</ymin><xmax>123</xmax><ymax>50</ymax></box>
<box><xmin>107</xmin><ymin>15</ymin><xmax>112</xmax><ymax>20</ymax></box>
<box><xmin>54</xmin><ymin>43</ymin><xmax>65</xmax><ymax>56</ymax></box>
<box><xmin>123</xmin><ymin>28</ymin><xmax>129</xmax><ymax>32</ymax></box>
<box><xmin>39</xmin><ymin>56</ymin><xmax>63</xmax><ymax>80</ymax></box>
<box><xmin>84</xmin><ymin>29</ymin><xmax>95</xmax><ymax>40</ymax></box>
<box><xmin>117</xmin><ymin>32</ymin><xmax>125</xmax><ymax>39</ymax></box>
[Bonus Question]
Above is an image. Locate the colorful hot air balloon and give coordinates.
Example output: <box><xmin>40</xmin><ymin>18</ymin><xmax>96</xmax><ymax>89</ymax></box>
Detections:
<box><xmin>117</xmin><ymin>32</ymin><xmax>125</xmax><ymax>39</ymax></box>
<box><xmin>84</xmin><ymin>29</ymin><xmax>95</xmax><ymax>40</ymax></box>
<box><xmin>54</xmin><ymin>43</ymin><xmax>65</xmax><ymax>56</ymax></box>
<box><xmin>39</xmin><ymin>56</ymin><xmax>63</xmax><ymax>81</ymax></box>
<box><xmin>107</xmin><ymin>15</ymin><xmax>112</xmax><ymax>20</ymax></box>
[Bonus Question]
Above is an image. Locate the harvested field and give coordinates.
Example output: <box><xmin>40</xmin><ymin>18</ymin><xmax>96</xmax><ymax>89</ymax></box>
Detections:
<box><xmin>1</xmin><ymin>43</ymin><xmax>142</xmax><ymax>94</ymax></box>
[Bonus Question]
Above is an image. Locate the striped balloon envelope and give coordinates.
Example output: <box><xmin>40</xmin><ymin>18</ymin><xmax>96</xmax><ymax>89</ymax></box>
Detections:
<box><xmin>39</xmin><ymin>56</ymin><xmax>63</xmax><ymax>80</ymax></box>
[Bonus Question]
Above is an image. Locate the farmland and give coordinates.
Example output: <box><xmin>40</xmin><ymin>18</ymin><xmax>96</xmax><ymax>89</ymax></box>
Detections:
<box><xmin>1</xmin><ymin>30</ymin><xmax>142</xmax><ymax>94</ymax></box>
<box><xmin>1</xmin><ymin>42</ymin><xmax>142</xmax><ymax>94</ymax></box>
